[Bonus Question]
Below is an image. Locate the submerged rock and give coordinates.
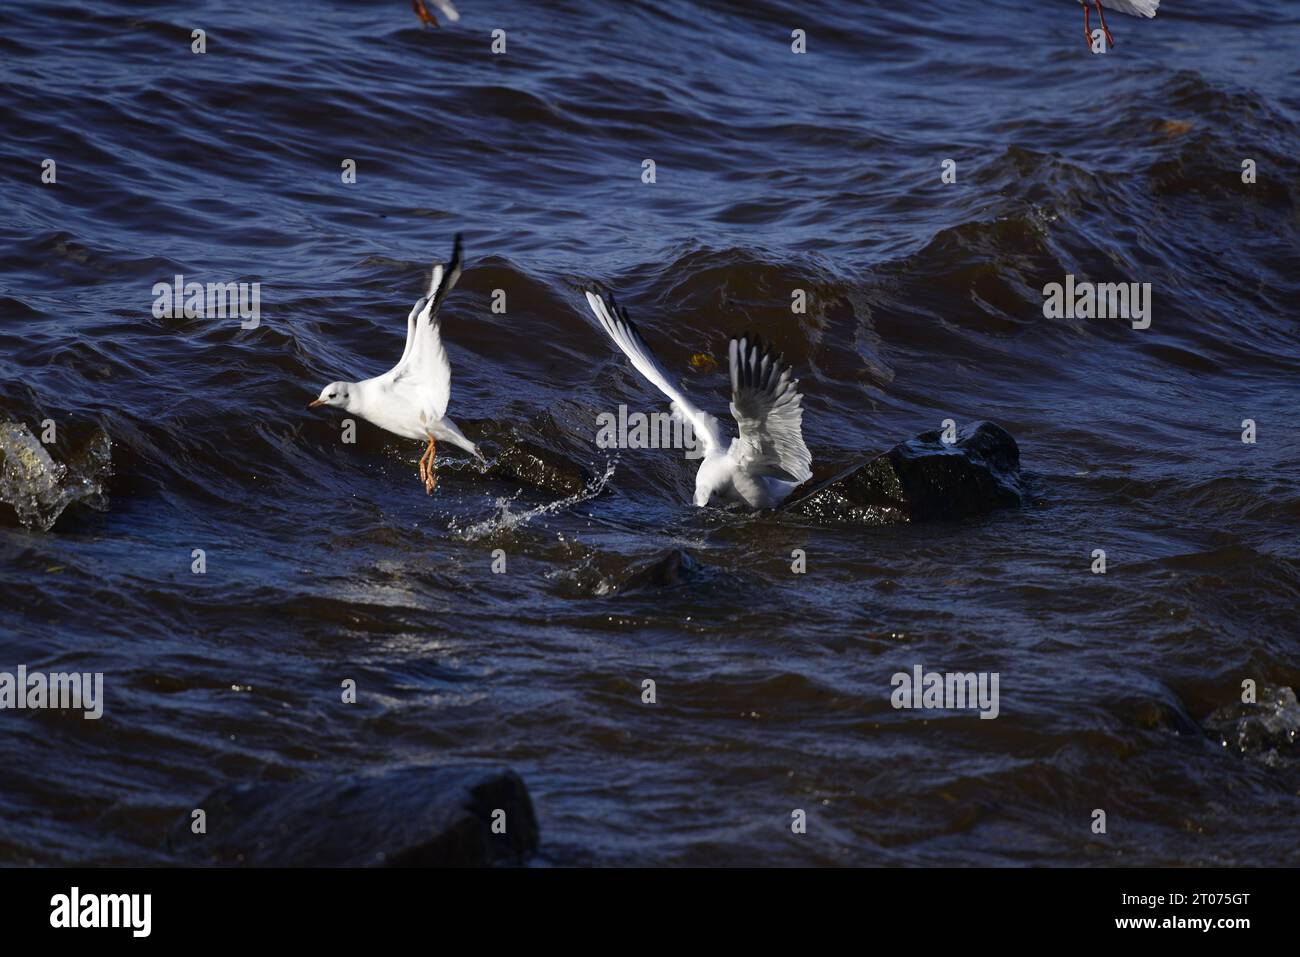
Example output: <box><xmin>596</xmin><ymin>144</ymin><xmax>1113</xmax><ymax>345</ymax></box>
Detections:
<box><xmin>167</xmin><ymin>764</ymin><xmax>538</xmax><ymax>867</ymax></box>
<box><xmin>0</xmin><ymin>421</ymin><xmax>111</xmax><ymax>531</ymax></box>
<box><xmin>781</xmin><ymin>421</ymin><xmax>1023</xmax><ymax>525</ymax></box>
<box><xmin>1133</xmin><ymin>697</ymin><xmax>1202</xmax><ymax>736</ymax></box>
<box><xmin>1203</xmin><ymin>684</ymin><xmax>1300</xmax><ymax>767</ymax></box>
<box><xmin>619</xmin><ymin>548</ymin><xmax>705</xmax><ymax>591</ymax></box>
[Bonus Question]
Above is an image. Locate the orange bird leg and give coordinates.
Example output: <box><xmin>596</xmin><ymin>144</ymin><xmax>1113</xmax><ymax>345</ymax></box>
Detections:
<box><xmin>423</xmin><ymin>437</ymin><xmax>437</xmax><ymax>494</ymax></box>
<box><xmin>412</xmin><ymin>0</ymin><xmax>439</xmax><ymax>28</ymax></box>
<box><xmin>418</xmin><ymin>436</ymin><xmax>435</xmax><ymax>486</ymax></box>
<box><xmin>1094</xmin><ymin>0</ymin><xmax>1115</xmax><ymax>47</ymax></box>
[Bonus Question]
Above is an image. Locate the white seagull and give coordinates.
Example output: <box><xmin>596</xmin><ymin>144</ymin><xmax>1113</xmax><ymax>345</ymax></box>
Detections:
<box><xmin>1078</xmin><ymin>0</ymin><xmax>1160</xmax><ymax>49</ymax></box>
<box><xmin>584</xmin><ymin>287</ymin><xmax>813</xmax><ymax>510</ymax></box>
<box><xmin>310</xmin><ymin>234</ymin><xmax>484</xmax><ymax>494</ymax></box>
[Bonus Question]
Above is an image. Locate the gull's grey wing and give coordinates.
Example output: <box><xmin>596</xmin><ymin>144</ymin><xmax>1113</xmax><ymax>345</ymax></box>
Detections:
<box><xmin>584</xmin><ymin>287</ymin><xmax>722</xmax><ymax>455</ymax></box>
<box><xmin>727</xmin><ymin>334</ymin><xmax>812</xmax><ymax>483</ymax></box>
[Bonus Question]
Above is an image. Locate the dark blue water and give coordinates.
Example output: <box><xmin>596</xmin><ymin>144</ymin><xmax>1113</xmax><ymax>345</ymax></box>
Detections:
<box><xmin>1</xmin><ymin>0</ymin><xmax>1298</xmax><ymax>865</ymax></box>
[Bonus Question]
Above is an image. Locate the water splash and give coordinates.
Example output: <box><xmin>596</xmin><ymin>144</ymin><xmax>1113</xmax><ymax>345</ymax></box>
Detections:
<box><xmin>450</xmin><ymin>458</ymin><xmax>615</xmax><ymax>541</ymax></box>
<box><xmin>1204</xmin><ymin>684</ymin><xmax>1300</xmax><ymax>767</ymax></box>
<box><xmin>0</xmin><ymin>422</ymin><xmax>112</xmax><ymax>531</ymax></box>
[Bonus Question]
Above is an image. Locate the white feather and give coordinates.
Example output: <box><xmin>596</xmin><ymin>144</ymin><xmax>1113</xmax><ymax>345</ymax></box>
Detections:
<box><xmin>1099</xmin><ymin>0</ymin><xmax>1159</xmax><ymax>18</ymax></box>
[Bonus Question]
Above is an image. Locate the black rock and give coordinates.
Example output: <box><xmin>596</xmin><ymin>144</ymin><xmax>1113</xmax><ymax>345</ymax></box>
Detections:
<box><xmin>781</xmin><ymin>421</ymin><xmax>1023</xmax><ymax>525</ymax></box>
<box><xmin>1133</xmin><ymin>697</ymin><xmax>1202</xmax><ymax>736</ymax></box>
<box><xmin>619</xmin><ymin>548</ymin><xmax>705</xmax><ymax>591</ymax></box>
<box><xmin>166</xmin><ymin>764</ymin><xmax>538</xmax><ymax>867</ymax></box>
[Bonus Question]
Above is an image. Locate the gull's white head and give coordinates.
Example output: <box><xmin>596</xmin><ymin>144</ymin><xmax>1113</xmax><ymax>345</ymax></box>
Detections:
<box><xmin>308</xmin><ymin>381</ymin><xmax>353</xmax><ymax>411</ymax></box>
<box><xmin>693</xmin><ymin>456</ymin><xmax>729</xmax><ymax>508</ymax></box>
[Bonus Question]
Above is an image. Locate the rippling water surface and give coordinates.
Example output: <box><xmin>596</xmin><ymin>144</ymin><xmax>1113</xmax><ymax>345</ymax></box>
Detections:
<box><xmin>1</xmin><ymin>0</ymin><xmax>1298</xmax><ymax>865</ymax></box>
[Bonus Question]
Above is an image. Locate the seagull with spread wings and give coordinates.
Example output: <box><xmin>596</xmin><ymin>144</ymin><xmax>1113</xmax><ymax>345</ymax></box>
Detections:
<box><xmin>310</xmin><ymin>234</ymin><xmax>484</xmax><ymax>494</ymax></box>
<box><xmin>584</xmin><ymin>287</ymin><xmax>813</xmax><ymax>510</ymax></box>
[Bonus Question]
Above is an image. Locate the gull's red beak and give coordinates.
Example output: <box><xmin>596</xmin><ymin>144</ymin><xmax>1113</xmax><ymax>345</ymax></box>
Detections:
<box><xmin>308</xmin><ymin>399</ymin><xmax>323</xmax><ymax>409</ymax></box>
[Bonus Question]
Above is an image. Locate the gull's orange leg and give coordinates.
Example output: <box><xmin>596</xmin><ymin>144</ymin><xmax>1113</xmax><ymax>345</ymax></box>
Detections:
<box><xmin>412</xmin><ymin>0</ymin><xmax>439</xmax><ymax>28</ymax></box>
<box><xmin>423</xmin><ymin>436</ymin><xmax>437</xmax><ymax>494</ymax></box>
<box><xmin>1093</xmin><ymin>0</ymin><xmax>1115</xmax><ymax>47</ymax></box>
<box><xmin>418</xmin><ymin>436</ymin><xmax>436</xmax><ymax>486</ymax></box>
<box><xmin>1083</xmin><ymin>3</ymin><xmax>1092</xmax><ymax>48</ymax></box>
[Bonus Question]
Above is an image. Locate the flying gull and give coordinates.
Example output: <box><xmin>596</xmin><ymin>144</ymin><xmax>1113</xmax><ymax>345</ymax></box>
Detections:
<box><xmin>310</xmin><ymin>234</ymin><xmax>484</xmax><ymax>494</ymax></box>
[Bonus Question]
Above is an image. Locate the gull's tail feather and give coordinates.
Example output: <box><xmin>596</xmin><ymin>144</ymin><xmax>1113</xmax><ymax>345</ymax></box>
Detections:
<box><xmin>437</xmin><ymin>416</ymin><xmax>482</xmax><ymax>462</ymax></box>
<box><xmin>432</xmin><ymin>0</ymin><xmax>461</xmax><ymax>22</ymax></box>
<box><xmin>414</xmin><ymin>0</ymin><xmax>460</xmax><ymax>27</ymax></box>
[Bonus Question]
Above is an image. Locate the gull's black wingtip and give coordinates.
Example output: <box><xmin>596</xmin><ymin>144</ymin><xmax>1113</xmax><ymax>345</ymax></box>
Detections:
<box><xmin>731</xmin><ymin>334</ymin><xmax>791</xmax><ymax>392</ymax></box>
<box><xmin>585</xmin><ymin>282</ymin><xmax>628</xmax><ymax>320</ymax></box>
<box><xmin>734</xmin><ymin>332</ymin><xmax>784</xmax><ymax>361</ymax></box>
<box><xmin>430</xmin><ymin>233</ymin><xmax>464</xmax><ymax>278</ymax></box>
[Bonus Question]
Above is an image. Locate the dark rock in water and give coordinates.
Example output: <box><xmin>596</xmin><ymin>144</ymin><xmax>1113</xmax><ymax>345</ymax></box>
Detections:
<box><xmin>167</xmin><ymin>764</ymin><xmax>538</xmax><ymax>867</ymax></box>
<box><xmin>620</xmin><ymin>548</ymin><xmax>705</xmax><ymax>591</ymax></box>
<box><xmin>781</xmin><ymin>421</ymin><xmax>1023</xmax><ymax>525</ymax></box>
<box><xmin>1202</xmin><ymin>684</ymin><xmax>1299</xmax><ymax>766</ymax></box>
<box><xmin>1133</xmin><ymin>697</ymin><xmax>1202</xmax><ymax>736</ymax></box>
